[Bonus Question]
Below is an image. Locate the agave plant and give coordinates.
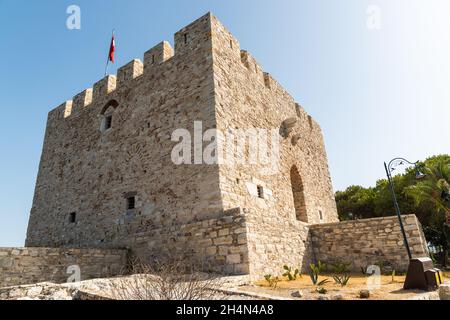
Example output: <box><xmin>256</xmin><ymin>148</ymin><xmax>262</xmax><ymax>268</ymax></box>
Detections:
<box><xmin>309</xmin><ymin>261</ymin><xmax>328</xmax><ymax>285</ymax></box>
<box><xmin>333</xmin><ymin>274</ymin><xmax>351</xmax><ymax>287</ymax></box>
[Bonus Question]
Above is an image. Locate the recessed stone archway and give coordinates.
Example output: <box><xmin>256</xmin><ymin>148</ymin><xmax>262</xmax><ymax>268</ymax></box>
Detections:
<box><xmin>290</xmin><ymin>165</ymin><xmax>308</xmax><ymax>222</ymax></box>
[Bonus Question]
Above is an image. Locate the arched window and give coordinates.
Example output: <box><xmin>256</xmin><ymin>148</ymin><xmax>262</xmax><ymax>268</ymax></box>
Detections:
<box><xmin>100</xmin><ymin>100</ymin><xmax>119</xmax><ymax>133</ymax></box>
<box><xmin>290</xmin><ymin>165</ymin><xmax>308</xmax><ymax>222</ymax></box>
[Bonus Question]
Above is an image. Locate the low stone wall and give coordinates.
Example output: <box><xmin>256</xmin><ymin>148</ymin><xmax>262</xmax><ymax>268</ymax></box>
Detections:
<box><xmin>245</xmin><ymin>211</ymin><xmax>312</xmax><ymax>279</ymax></box>
<box><xmin>0</xmin><ymin>248</ymin><xmax>127</xmax><ymax>288</ymax></box>
<box><xmin>131</xmin><ymin>208</ymin><xmax>250</xmax><ymax>275</ymax></box>
<box><xmin>1</xmin><ymin>213</ymin><xmax>431</xmax><ymax>287</ymax></box>
<box><xmin>309</xmin><ymin>214</ymin><xmax>429</xmax><ymax>272</ymax></box>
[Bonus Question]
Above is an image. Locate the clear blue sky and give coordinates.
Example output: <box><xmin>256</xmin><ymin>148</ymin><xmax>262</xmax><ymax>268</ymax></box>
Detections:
<box><xmin>1</xmin><ymin>0</ymin><xmax>449</xmax><ymax>246</ymax></box>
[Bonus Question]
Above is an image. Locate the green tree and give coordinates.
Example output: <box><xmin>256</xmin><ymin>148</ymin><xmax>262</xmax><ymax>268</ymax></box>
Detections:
<box><xmin>335</xmin><ymin>185</ymin><xmax>375</xmax><ymax>220</ymax></box>
<box><xmin>405</xmin><ymin>157</ymin><xmax>450</xmax><ymax>266</ymax></box>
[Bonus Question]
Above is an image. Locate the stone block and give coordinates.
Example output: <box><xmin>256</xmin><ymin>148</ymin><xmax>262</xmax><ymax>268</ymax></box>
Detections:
<box><xmin>117</xmin><ymin>59</ymin><xmax>143</xmax><ymax>85</ymax></box>
<box><xmin>226</xmin><ymin>254</ymin><xmax>241</xmax><ymax>264</ymax></box>
<box><xmin>93</xmin><ymin>75</ymin><xmax>117</xmax><ymax>99</ymax></box>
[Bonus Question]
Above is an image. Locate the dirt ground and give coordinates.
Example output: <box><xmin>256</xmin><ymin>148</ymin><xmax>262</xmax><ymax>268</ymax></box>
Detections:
<box><xmin>247</xmin><ymin>273</ymin><xmax>450</xmax><ymax>300</ymax></box>
<box><xmin>2</xmin><ymin>273</ymin><xmax>448</xmax><ymax>300</ymax></box>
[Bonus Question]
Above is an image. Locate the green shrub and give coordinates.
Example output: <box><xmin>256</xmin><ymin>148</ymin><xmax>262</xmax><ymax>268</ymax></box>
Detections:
<box><xmin>331</xmin><ymin>261</ymin><xmax>351</xmax><ymax>274</ymax></box>
<box><xmin>282</xmin><ymin>265</ymin><xmax>300</xmax><ymax>281</ymax></box>
<box><xmin>264</xmin><ymin>274</ymin><xmax>280</xmax><ymax>288</ymax></box>
<box><xmin>333</xmin><ymin>274</ymin><xmax>351</xmax><ymax>287</ymax></box>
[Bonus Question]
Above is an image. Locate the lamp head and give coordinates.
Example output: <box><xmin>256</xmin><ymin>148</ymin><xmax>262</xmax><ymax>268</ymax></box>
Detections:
<box><xmin>414</xmin><ymin>164</ymin><xmax>426</xmax><ymax>180</ymax></box>
<box><xmin>415</xmin><ymin>170</ymin><xmax>426</xmax><ymax>180</ymax></box>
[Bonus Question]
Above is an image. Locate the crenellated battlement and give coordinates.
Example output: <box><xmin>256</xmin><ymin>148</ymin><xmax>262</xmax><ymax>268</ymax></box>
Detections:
<box><xmin>93</xmin><ymin>75</ymin><xmax>117</xmax><ymax>100</ymax></box>
<box><xmin>240</xmin><ymin>50</ymin><xmax>265</xmax><ymax>85</ymax></box>
<box><xmin>47</xmin><ymin>11</ymin><xmax>313</xmax><ymax>130</ymax></box>
<box><xmin>144</xmin><ymin>41</ymin><xmax>174</xmax><ymax>71</ymax></box>
<box><xmin>72</xmin><ymin>88</ymin><xmax>93</xmax><ymax>115</ymax></box>
<box><xmin>117</xmin><ymin>59</ymin><xmax>144</xmax><ymax>86</ymax></box>
<box><xmin>49</xmin><ymin>12</ymin><xmax>217</xmax><ymax>122</ymax></box>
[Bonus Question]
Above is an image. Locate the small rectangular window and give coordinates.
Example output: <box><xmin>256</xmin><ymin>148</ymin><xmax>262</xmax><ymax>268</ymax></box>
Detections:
<box><xmin>105</xmin><ymin>115</ymin><xmax>112</xmax><ymax>130</ymax></box>
<box><xmin>257</xmin><ymin>185</ymin><xmax>264</xmax><ymax>199</ymax></box>
<box><xmin>69</xmin><ymin>212</ymin><xmax>76</xmax><ymax>223</ymax></box>
<box><xmin>127</xmin><ymin>196</ymin><xmax>136</xmax><ymax>210</ymax></box>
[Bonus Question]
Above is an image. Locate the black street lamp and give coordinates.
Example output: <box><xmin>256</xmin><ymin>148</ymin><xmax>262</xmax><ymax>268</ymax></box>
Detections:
<box><xmin>384</xmin><ymin>158</ymin><xmax>445</xmax><ymax>290</ymax></box>
<box><xmin>384</xmin><ymin>158</ymin><xmax>424</xmax><ymax>260</ymax></box>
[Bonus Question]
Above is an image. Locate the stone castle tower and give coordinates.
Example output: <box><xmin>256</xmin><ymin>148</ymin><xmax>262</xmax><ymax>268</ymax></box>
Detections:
<box><xmin>26</xmin><ymin>13</ymin><xmax>342</xmax><ymax>277</ymax></box>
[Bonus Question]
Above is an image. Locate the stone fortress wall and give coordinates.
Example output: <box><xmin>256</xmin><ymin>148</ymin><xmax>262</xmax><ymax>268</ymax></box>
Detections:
<box><xmin>209</xmin><ymin>14</ymin><xmax>339</xmax><ymax>276</ymax></box>
<box><xmin>0</xmin><ymin>248</ymin><xmax>126</xmax><ymax>288</ymax></box>
<box><xmin>26</xmin><ymin>14</ymin><xmax>223</xmax><ymax>251</ymax></box>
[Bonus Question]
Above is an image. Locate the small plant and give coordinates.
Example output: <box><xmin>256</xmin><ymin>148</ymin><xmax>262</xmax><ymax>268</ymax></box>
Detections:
<box><xmin>316</xmin><ymin>287</ymin><xmax>327</xmax><ymax>294</ymax></box>
<box><xmin>282</xmin><ymin>265</ymin><xmax>300</xmax><ymax>281</ymax></box>
<box><xmin>264</xmin><ymin>274</ymin><xmax>280</xmax><ymax>288</ymax></box>
<box><xmin>333</xmin><ymin>274</ymin><xmax>351</xmax><ymax>287</ymax></box>
<box><xmin>360</xmin><ymin>265</ymin><xmax>369</xmax><ymax>275</ymax></box>
<box><xmin>375</xmin><ymin>261</ymin><xmax>385</xmax><ymax>273</ymax></box>
<box><xmin>309</xmin><ymin>261</ymin><xmax>328</xmax><ymax>285</ymax></box>
<box><xmin>391</xmin><ymin>270</ymin><xmax>396</xmax><ymax>283</ymax></box>
<box><xmin>331</xmin><ymin>261</ymin><xmax>351</xmax><ymax>274</ymax></box>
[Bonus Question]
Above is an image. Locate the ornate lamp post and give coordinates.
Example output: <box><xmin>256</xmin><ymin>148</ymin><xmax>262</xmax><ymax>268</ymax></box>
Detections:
<box><xmin>384</xmin><ymin>158</ymin><xmax>424</xmax><ymax>260</ymax></box>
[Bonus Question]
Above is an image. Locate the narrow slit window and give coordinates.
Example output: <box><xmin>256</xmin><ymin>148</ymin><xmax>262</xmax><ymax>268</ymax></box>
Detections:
<box><xmin>105</xmin><ymin>115</ymin><xmax>112</xmax><ymax>130</ymax></box>
<box><xmin>230</xmin><ymin>40</ymin><xmax>233</xmax><ymax>49</ymax></box>
<box><xmin>257</xmin><ymin>185</ymin><xmax>264</xmax><ymax>199</ymax></box>
<box><xmin>152</xmin><ymin>54</ymin><xmax>155</xmax><ymax>64</ymax></box>
<box><xmin>127</xmin><ymin>196</ymin><xmax>136</xmax><ymax>210</ymax></box>
<box><xmin>100</xmin><ymin>100</ymin><xmax>118</xmax><ymax>133</ymax></box>
<box><xmin>184</xmin><ymin>33</ymin><xmax>188</xmax><ymax>44</ymax></box>
<box><xmin>319</xmin><ymin>210</ymin><xmax>323</xmax><ymax>220</ymax></box>
<box><xmin>69</xmin><ymin>212</ymin><xmax>76</xmax><ymax>223</ymax></box>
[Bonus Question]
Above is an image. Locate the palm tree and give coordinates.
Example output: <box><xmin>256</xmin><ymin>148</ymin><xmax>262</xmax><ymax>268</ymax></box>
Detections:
<box><xmin>405</xmin><ymin>159</ymin><xmax>450</xmax><ymax>266</ymax></box>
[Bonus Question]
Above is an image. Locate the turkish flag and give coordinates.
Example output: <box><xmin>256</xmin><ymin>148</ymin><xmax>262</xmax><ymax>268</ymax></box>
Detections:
<box><xmin>109</xmin><ymin>34</ymin><xmax>115</xmax><ymax>63</ymax></box>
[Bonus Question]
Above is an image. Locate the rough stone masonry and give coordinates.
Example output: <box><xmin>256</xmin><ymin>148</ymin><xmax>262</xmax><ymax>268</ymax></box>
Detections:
<box><xmin>16</xmin><ymin>12</ymin><xmax>429</xmax><ymax>284</ymax></box>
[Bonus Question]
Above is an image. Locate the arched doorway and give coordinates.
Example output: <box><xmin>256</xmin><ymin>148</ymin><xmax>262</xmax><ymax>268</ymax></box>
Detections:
<box><xmin>290</xmin><ymin>165</ymin><xmax>307</xmax><ymax>222</ymax></box>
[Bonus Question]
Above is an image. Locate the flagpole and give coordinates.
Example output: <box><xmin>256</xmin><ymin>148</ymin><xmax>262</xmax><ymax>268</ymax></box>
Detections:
<box><xmin>104</xmin><ymin>29</ymin><xmax>115</xmax><ymax>77</ymax></box>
